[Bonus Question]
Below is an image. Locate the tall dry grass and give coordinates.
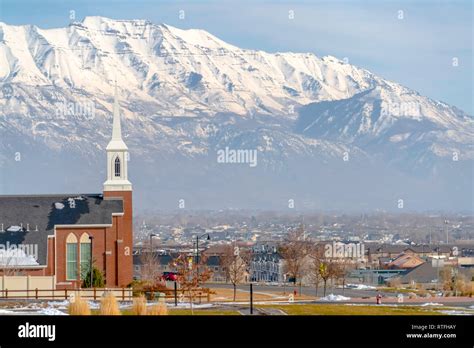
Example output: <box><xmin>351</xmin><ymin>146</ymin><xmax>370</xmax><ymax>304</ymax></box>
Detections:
<box><xmin>147</xmin><ymin>301</ymin><xmax>168</xmax><ymax>315</ymax></box>
<box><xmin>100</xmin><ymin>292</ymin><xmax>121</xmax><ymax>315</ymax></box>
<box><xmin>68</xmin><ymin>293</ymin><xmax>91</xmax><ymax>315</ymax></box>
<box><xmin>131</xmin><ymin>295</ymin><xmax>148</xmax><ymax>315</ymax></box>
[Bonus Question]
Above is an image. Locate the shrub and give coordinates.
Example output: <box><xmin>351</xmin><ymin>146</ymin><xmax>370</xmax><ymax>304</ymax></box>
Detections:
<box><xmin>130</xmin><ymin>279</ymin><xmax>170</xmax><ymax>297</ymax></box>
<box><xmin>68</xmin><ymin>293</ymin><xmax>91</xmax><ymax>315</ymax></box>
<box><xmin>131</xmin><ymin>295</ymin><xmax>147</xmax><ymax>315</ymax></box>
<box><xmin>100</xmin><ymin>292</ymin><xmax>121</xmax><ymax>315</ymax></box>
<box><xmin>147</xmin><ymin>301</ymin><xmax>168</xmax><ymax>316</ymax></box>
<box><xmin>387</xmin><ymin>277</ymin><xmax>402</xmax><ymax>288</ymax></box>
<box><xmin>82</xmin><ymin>267</ymin><xmax>105</xmax><ymax>288</ymax></box>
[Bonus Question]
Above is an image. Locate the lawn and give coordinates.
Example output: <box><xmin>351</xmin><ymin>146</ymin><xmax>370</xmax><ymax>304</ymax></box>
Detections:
<box><xmin>377</xmin><ymin>287</ymin><xmax>435</xmax><ymax>295</ymax></box>
<box><xmin>168</xmin><ymin>309</ymin><xmax>240</xmax><ymax>315</ymax></box>
<box><xmin>257</xmin><ymin>304</ymin><xmax>444</xmax><ymax>315</ymax></box>
<box><xmin>208</xmin><ymin>287</ymin><xmax>313</xmax><ymax>302</ymax></box>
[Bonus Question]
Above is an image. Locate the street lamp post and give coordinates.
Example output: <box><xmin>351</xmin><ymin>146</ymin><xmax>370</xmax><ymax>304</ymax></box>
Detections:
<box><xmin>149</xmin><ymin>233</ymin><xmax>158</xmax><ymax>252</ymax></box>
<box><xmin>195</xmin><ymin>233</ymin><xmax>210</xmax><ymax>285</ymax></box>
<box><xmin>436</xmin><ymin>245</ymin><xmax>441</xmax><ymax>292</ymax></box>
<box><xmin>89</xmin><ymin>236</ymin><xmax>94</xmax><ymax>288</ymax></box>
<box><xmin>445</xmin><ymin>220</ymin><xmax>449</xmax><ymax>245</ymax></box>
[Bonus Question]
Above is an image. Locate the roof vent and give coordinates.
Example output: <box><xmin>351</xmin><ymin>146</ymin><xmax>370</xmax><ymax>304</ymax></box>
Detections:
<box><xmin>54</xmin><ymin>202</ymin><xmax>65</xmax><ymax>210</ymax></box>
<box><xmin>6</xmin><ymin>225</ymin><xmax>23</xmax><ymax>232</ymax></box>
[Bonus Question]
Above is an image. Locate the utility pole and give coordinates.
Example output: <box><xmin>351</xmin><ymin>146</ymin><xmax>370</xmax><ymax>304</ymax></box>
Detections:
<box><xmin>436</xmin><ymin>245</ymin><xmax>441</xmax><ymax>293</ymax></box>
<box><xmin>445</xmin><ymin>220</ymin><xmax>449</xmax><ymax>245</ymax></box>
<box><xmin>89</xmin><ymin>236</ymin><xmax>94</xmax><ymax>288</ymax></box>
<box><xmin>195</xmin><ymin>233</ymin><xmax>210</xmax><ymax>286</ymax></box>
<box><xmin>174</xmin><ymin>281</ymin><xmax>178</xmax><ymax>307</ymax></box>
<box><xmin>250</xmin><ymin>283</ymin><xmax>253</xmax><ymax>315</ymax></box>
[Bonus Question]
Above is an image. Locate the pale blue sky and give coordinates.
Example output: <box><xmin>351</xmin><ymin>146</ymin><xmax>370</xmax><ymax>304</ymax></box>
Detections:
<box><xmin>1</xmin><ymin>0</ymin><xmax>472</xmax><ymax>114</ymax></box>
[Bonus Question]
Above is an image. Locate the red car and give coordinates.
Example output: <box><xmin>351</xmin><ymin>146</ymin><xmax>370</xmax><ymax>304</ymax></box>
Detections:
<box><xmin>162</xmin><ymin>272</ymin><xmax>178</xmax><ymax>281</ymax></box>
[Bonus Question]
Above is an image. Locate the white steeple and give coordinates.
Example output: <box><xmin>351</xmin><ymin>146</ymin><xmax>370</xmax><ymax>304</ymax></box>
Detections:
<box><xmin>107</xmin><ymin>82</ymin><xmax>128</xmax><ymax>151</ymax></box>
<box><xmin>103</xmin><ymin>83</ymin><xmax>132</xmax><ymax>192</ymax></box>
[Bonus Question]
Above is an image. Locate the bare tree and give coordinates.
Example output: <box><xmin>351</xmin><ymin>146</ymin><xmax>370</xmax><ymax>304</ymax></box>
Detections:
<box><xmin>308</xmin><ymin>244</ymin><xmax>325</xmax><ymax>296</ymax></box>
<box><xmin>220</xmin><ymin>244</ymin><xmax>251</xmax><ymax>301</ymax></box>
<box><xmin>0</xmin><ymin>253</ymin><xmax>23</xmax><ymax>277</ymax></box>
<box><xmin>139</xmin><ymin>250</ymin><xmax>161</xmax><ymax>285</ymax></box>
<box><xmin>318</xmin><ymin>259</ymin><xmax>340</xmax><ymax>297</ymax></box>
<box><xmin>279</xmin><ymin>225</ymin><xmax>310</xmax><ymax>294</ymax></box>
<box><xmin>332</xmin><ymin>260</ymin><xmax>353</xmax><ymax>296</ymax></box>
<box><xmin>440</xmin><ymin>266</ymin><xmax>465</xmax><ymax>296</ymax></box>
<box><xmin>172</xmin><ymin>253</ymin><xmax>212</xmax><ymax>314</ymax></box>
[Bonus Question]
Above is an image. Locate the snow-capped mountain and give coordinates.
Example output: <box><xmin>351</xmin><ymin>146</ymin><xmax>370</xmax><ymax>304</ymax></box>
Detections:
<box><xmin>0</xmin><ymin>16</ymin><xmax>472</xmax><ymax>211</ymax></box>
<box><xmin>0</xmin><ymin>16</ymin><xmax>384</xmax><ymax>117</ymax></box>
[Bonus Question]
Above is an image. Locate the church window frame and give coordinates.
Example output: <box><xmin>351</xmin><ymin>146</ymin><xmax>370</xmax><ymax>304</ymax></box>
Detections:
<box><xmin>79</xmin><ymin>233</ymin><xmax>92</xmax><ymax>280</ymax></box>
<box><xmin>66</xmin><ymin>233</ymin><xmax>78</xmax><ymax>281</ymax></box>
<box><xmin>114</xmin><ymin>156</ymin><xmax>121</xmax><ymax>177</ymax></box>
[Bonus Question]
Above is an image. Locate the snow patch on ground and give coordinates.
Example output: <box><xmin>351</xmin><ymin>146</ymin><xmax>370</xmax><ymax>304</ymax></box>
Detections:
<box><xmin>172</xmin><ymin>303</ymin><xmax>214</xmax><ymax>309</ymax></box>
<box><xmin>439</xmin><ymin>310</ymin><xmax>472</xmax><ymax>316</ymax></box>
<box><xmin>319</xmin><ymin>294</ymin><xmax>351</xmax><ymax>301</ymax></box>
<box><xmin>420</xmin><ymin>302</ymin><xmax>443</xmax><ymax>307</ymax></box>
<box><xmin>343</xmin><ymin>284</ymin><xmax>376</xmax><ymax>290</ymax></box>
<box><xmin>37</xmin><ymin>308</ymin><xmax>68</xmax><ymax>315</ymax></box>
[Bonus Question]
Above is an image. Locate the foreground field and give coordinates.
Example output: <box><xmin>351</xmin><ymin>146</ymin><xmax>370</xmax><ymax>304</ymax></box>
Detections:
<box><xmin>168</xmin><ymin>309</ymin><xmax>240</xmax><ymax>315</ymax></box>
<box><xmin>208</xmin><ymin>287</ymin><xmax>312</xmax><ymax>302</ymax></box>
<box><xmin>165</xmin><ymin>303</ymin><xmax>471</xmax><ymax>315</ymax></box>
<box><xmin>257</xmin><ymin>304</ymin><xmax>446</xmax><ymax>315</ymax></box>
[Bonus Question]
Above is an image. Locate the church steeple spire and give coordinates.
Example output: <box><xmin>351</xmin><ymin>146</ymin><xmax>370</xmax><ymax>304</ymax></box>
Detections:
<box><xmin>103</xmin><ymin>83</ymin><xmax>132</xmax><ymax>192</ymax></box>
<box><xmin>107</xmin><ymin>82</ymin><xmax>128</xmax><ymax>151</ymax></box>
<box><xmin>111</xmin><ymin>82</ymin><xmax>123</xmax><ymax>142</ymax></box>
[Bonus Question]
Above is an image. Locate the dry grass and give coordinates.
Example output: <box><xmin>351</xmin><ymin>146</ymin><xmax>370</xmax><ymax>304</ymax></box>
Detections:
<box><xmin>259</xmin><ymin>304</ymin><xmax>444</xmax><ymax>315</ymax></box>
<box><xmin>68</xmin><ymin>293</ymin><xmax>91</xmax><ymax>315</ymax></box>
<box><xmin>168</xmin><ymin>309</ymin><xmax>240</xmax><ymax>315</ymax></box>
<box><xmin>209</xmin><ymin>287</ymin><xmax>312</xmax><ymax>302</ymax></box>
<box><xmin>100</xmin><ymin>292</ymin><xmax>121</xmax><ymax>315</ymax></box>
<box><xmin>147</xmin><ymin>301</ymin><xmax>168</xmax><ymax>315</ymax></box>
<box><xmin>459</xmin><ymin>281</ymin><xmax>474</xmax><ymax>297</ymax></box>
<box><xmin>131</xmin><ymin>295</ymin><xmax>148</xmax><ymax>315</ymax></box>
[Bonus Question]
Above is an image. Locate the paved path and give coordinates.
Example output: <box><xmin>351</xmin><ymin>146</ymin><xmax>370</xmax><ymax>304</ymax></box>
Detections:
<box><xmin>209</xmin><ymin>282</ymin><xmax>386</xmax><ymax>298</ymax></box>
<box><xmin>208</xmin><ymin>283</ymin><xmax>474</xmax><ymax>308</ymax></box>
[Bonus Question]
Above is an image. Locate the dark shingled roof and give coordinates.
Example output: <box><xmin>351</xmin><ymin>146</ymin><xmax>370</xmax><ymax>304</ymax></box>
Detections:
<box><xmin>399</xmin><ymin>262</ymin><xmax>473</xmax><ymax>284</ymax></box>
<box><xmin>0</xmin><ymin>194</ymin><xmax>123</xmax><ymax>266</ymax></box>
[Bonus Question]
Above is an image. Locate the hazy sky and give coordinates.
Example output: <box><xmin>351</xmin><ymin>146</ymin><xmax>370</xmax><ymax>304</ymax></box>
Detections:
<box><xmin>1</xmin><ymin>0</ymin><xmax>472</xmax><ymax>114</ymax></box>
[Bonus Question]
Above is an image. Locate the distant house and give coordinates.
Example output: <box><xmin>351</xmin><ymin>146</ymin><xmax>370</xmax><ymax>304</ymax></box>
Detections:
<box><xmin>249</xmin><ymin>243</ymin><xmax>284</xmax><ymax>283</ymax></box>
<box><xmin>398</xmin><ymin>262</ymin><xmax>474</xmax><ymax>287</ymax></box>
<box><xmin>388</xmin><ymin>252</ymin><xmax>425</xmax><ymax>269</ymax></box>
<box><xmin>366</xmin><ymin>244</ymin><xmax>464</xmax><ymax>269</ymax></box>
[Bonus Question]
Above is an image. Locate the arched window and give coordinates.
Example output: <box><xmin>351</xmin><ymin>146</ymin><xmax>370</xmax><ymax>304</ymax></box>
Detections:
<box><xmin>80</xmin><ymin>233</ymin><xmax>92</xmax><ymax>280</ymax></box>
<box><xmin>114</xmin><ymin>157</ymin><xmax>121</xmax><ymax>177</ymax></box>
<box><xmin>66</xmin><ymin>233</ymin><xmax>78</xmax><ymax>281</ymax></box>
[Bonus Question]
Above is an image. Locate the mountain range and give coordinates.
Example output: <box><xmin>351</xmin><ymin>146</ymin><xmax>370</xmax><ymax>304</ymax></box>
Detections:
<box><xmin>0</xmin><ymin>16</ymin><xmax>472</xmax><ymax>211</ymax></box>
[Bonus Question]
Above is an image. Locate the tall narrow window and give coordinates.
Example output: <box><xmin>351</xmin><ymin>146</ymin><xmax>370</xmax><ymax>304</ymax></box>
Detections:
<box><xmin>80</xmin><ymin>233</ymin><xmax>92</xmax><ymax>280</ymax></box>
<box><xmin>66</xmin><ymin>234</ymin><xmax>78</xmax><ymax>280</ymax></box>
<box><xmin>114</xmin><ymin>157</ymin><xmax>121</xmax><ymax>177</ymax></box>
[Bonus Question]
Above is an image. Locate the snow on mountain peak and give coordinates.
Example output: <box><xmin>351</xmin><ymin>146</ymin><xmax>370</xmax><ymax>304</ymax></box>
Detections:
<box><xmin>0</xmin><ymin>16</ymin><xmax>397</xmax><ymax>117</ymax></box>
<box><xmin>0</xmin><ymin>16</ymin><xmax>472</xmax><ymax>164</ymax></box>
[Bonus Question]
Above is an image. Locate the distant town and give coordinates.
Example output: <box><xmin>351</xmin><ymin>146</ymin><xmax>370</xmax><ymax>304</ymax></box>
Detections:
<box><xmin>132</xmin><ymin>211</ymin><xmax>474</xmax><ymax>294</ymax></box>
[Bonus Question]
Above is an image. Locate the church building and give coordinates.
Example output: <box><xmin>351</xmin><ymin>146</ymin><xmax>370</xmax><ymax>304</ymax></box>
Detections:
<box><xmin>0</xmin><ymin>86</ymin><xmax>133</xmax><ymax>289</ymax></box>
